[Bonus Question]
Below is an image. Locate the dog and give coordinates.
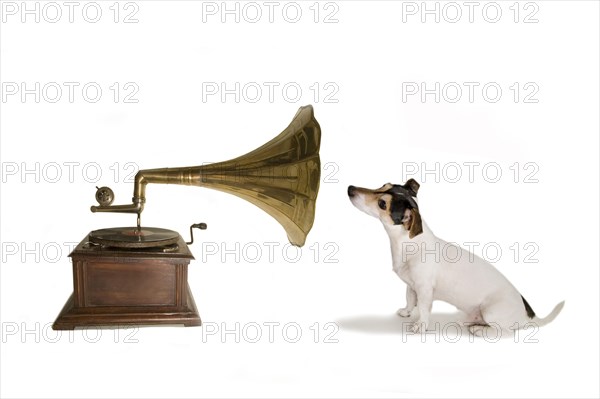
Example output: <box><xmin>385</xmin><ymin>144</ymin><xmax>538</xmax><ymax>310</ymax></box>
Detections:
<box><xmin>347</xmin><ymin>180</ymin><xmax>564</xmax><ymax>336</ymax></box>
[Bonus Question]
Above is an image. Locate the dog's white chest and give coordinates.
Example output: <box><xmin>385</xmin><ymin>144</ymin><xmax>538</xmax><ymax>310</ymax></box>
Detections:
<box><xmin>389</xmin><ymin>234</ymin><xmax>417</xmax><ymax>286</ymax></box>
<box><xmin>393</xmin><ymin>261</ymin><xmax>414</xmax><ymax>286</ymax></box>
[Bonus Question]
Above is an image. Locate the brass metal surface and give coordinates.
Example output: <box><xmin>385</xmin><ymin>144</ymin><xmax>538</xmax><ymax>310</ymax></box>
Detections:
<box><xmin>91</xmin><ymin>105</ymin><xmax>321</xmax><ymax>247</ymax></box>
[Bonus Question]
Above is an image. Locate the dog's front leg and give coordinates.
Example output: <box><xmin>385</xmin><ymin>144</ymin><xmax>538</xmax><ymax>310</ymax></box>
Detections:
<box><xmin>396</xmin><ymin>286</ymin><xmax>417</xmax><ymax>317</ymax></box>
<box><xmin>411</xmin><ymin>286</ymin><xmax>433</xmax><ymax>333</ymax></box>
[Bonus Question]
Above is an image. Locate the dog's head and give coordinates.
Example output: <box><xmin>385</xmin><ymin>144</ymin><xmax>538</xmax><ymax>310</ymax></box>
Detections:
<box><xmin>347</xmin><ymin>179</ymin><xmax>423</xmax><ymax>238</ymax></box>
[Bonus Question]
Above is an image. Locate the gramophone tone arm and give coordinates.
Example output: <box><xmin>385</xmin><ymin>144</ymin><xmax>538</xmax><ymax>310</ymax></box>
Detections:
<box><xmin>90</xmin><ymin>168</ymin><xmax>199</xmax><ymax>229</ymax></box>
<box><xmin>90</xmin><ymin>168</ymin><xmax>199</xmax><ymax>214</ymax></box>
<box><xmin>132</xmin><ymin>167</ymin><xmax>200</xmax><ymax>200</ymax></box>
<box><xmin>90</xmin><ymin>199</ymin><xmax>144</xmax><ymax>214</ymax></box>
<box><xmin>90</xmin><ymin>194</ymin><xmax>145</xmax><ymax>228</ymax></box>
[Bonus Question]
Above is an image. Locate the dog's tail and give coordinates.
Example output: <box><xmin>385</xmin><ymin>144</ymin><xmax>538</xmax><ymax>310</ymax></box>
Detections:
<box><xmin>532</xmin><ymin>301</ymin><xmax>565</xmax><ymax>327</ymax></box>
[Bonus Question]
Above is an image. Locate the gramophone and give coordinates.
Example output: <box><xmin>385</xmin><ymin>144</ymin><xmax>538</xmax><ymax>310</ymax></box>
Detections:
<box><xmin>52</xmin><ymin>105</ymin><xmax>321</xmax><ymax>330</ymax></box>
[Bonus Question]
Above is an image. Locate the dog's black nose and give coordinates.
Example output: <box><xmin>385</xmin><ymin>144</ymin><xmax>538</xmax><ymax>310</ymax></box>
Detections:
<box><xmin>348</xmin><ymin>185</ymin><xmax>356</xmax><ymax>197</ymax></box>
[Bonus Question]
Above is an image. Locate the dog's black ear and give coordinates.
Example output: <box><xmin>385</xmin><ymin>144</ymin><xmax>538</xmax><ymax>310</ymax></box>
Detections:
<box><xmin>402</xmin><ymin>208</ymin><xmax>423</xmax><ymax>238</ymax></box>
<box><xmin>404</xmin><ymin>179</ymin><xmax>420</xmax><ymax>196</ymax></box>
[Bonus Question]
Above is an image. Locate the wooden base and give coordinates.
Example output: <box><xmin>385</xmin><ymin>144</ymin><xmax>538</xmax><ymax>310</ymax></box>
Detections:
<box><xmin>53</xmin><ymin>284</ymin><xmax>201</xmax><ymax>330</ymax></box>
<box><xmin>53</xmin><ymin>234</ymin><xmax>201</xmax><ymax>330</ymax></box>
<box><xmin>52</xmin><ymin>286</ymin><xmax>202</xmax><ymax>330</ymax></box>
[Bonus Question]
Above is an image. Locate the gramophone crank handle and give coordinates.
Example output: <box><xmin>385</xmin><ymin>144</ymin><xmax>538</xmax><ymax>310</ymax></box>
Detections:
<box><xmin>186</xmin><ymin>223</ymin><xmax>207</xmax><ymax>245</ymax></box>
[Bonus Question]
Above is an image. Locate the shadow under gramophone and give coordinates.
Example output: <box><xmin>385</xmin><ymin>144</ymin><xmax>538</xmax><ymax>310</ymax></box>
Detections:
<box><xmin>336</xmin><ymin>311</ymin><xmax>470</xmax><ymax>336</ymax></box>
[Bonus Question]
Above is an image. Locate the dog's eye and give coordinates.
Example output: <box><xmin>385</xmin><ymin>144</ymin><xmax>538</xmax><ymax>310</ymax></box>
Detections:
<box><xmin>378</xmin><ymin>199</ymin><xmax>386</xmax><ymax>210</ymax></box>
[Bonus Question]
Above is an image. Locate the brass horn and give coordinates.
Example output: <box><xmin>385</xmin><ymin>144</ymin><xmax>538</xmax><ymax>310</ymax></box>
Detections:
<box><xmin>91</xmin><ymin>105</ymin><xmax>321</xmax><ymax>247</ymax></box>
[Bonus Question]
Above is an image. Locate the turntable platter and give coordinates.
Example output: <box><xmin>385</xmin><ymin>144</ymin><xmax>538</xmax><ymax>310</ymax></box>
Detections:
<box><xmin>88</xmin><ymin>227</ymin><xmax>180</xmax><ymax>248</ymax></box>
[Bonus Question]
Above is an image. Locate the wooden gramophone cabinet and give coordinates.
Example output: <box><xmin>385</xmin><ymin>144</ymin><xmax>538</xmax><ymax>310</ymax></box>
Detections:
<box><xmin>52</xmin><ymin>234</ymin><xmax>201</xmax><ymax>330</ymax></box>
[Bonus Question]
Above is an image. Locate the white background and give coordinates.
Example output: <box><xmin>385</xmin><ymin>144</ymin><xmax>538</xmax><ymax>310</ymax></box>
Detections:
<box><xmin>1</xmin><ymin>1</ymin><xmax>598</xmax><ymax>397</ymax></box>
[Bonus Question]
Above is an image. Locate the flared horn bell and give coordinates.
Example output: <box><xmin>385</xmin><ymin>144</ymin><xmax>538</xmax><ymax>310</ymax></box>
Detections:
<box><xmin>196</xmin><ymin>105</ymin><xmax>321</xmax><ymax>246</ymax></box>
<box><xmin>91</xmin><ymin>105</ymin><xmax>321</xmax><ymax>247</ymax></box>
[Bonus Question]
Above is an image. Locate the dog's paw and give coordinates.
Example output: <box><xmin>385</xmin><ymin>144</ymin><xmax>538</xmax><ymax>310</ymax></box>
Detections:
<box><xmin>409</xmin><ymin>321</ymin><xmax>427</xmax><ymax>333</ymax></box>
<box><xmin>396</xmin><ymin>308</ymin><xmax>412</xmax><ymax>318</ymax></box>
<box><xmin>468</xmin><ymin>325</ymin><xmax>486</xmax><ymax>337</ymax></box>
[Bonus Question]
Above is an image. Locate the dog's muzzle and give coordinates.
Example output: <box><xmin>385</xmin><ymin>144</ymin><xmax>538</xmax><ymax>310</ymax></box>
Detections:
<box><xmin>347</xmin><ymin>185</ymin><xmax>356</xmax><ymax>197</ymax></box>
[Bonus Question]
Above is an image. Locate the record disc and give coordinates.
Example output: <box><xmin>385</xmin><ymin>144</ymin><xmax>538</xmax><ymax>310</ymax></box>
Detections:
<box><xmin>88</xmin><ymin>227</ymin><xmax>180</xmax><ymax>248</ymax></box>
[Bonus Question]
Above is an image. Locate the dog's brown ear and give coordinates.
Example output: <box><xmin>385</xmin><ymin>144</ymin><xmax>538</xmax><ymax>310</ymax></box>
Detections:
<box><xmin>408</xmin><ymin>208</ymin><xmax>423</xmax><ymax>238</ymax></box>
<box><xmin>404</xmin><ymin>179</ymin><xmax>420</xmax><ymax>196</ymax></box>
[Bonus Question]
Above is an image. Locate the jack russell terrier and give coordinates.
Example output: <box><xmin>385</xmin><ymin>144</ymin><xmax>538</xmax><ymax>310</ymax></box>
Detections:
<box><xmin>347</xmin><ymin>180</ymin><xmax>564</xmax><ymax>336</ymax></box>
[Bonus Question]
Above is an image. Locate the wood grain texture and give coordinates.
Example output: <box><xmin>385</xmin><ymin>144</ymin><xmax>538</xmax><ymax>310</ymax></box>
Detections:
<box><xmin>53</xmin><ymin>234</ymin><xmax>201</xmax><ymax>330</ymax></box>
